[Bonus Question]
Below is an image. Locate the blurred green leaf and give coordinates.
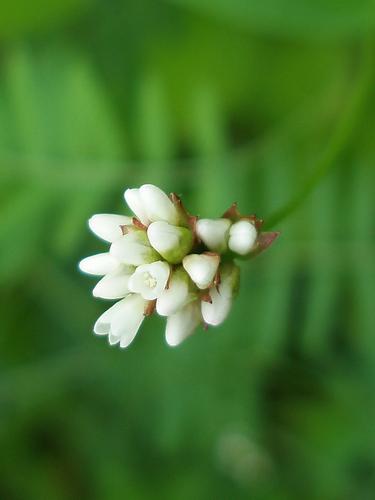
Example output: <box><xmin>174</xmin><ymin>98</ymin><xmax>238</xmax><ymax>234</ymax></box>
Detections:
<box><xmin>169</xmin><ymin>0</ymin><xmax>375</xmax><ymax>40</ymax></box>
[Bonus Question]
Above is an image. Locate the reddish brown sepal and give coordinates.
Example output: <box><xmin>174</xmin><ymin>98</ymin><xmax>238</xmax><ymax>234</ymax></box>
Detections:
<box><xmin>144</xmin><ymin>300</ymin><xmax>156</xmax><ymax>317</ymax></box>
<box><xmin>222</xmin><ymin>202</ymin><xmax>241</xmax><ymax>220</ymax></box>
<box><xmin>213</xmin><ymin>269</ymin><xmax>221</xmax><ymax>289</ymax></box>
<box><xmin>253</xmin><ymin>232</ymin><xmax>280</xmax><ymax>256</ymax></box>
<box><xmin>244</xmin><ymin>215</ymin><xmax>264</xmax><ymax>231</ymax></box>
<box><xmin>201</xmin><ymin>292</ymin><xmax>212</xmax><ymax>304</ymax></box>
<box><xmin>132</xmin><ymin>217</ymin><xmax>147</xmax><ymax>230</ymax></box>
<box><xmin>222</xmin><ymin>202</ymin><xmax>263</xmax><ymax>229</ymax></box>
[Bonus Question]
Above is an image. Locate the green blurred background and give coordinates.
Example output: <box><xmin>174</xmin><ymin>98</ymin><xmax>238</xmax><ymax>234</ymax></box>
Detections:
<box><xmin>1</xmin><ymin>1</ymin><xmax>375</xmax><ymax>499</ymax></box>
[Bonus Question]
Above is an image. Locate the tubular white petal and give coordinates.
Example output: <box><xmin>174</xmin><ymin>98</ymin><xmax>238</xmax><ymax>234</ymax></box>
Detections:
<box><xmin>93</xmin><ymin>267</ymin><xmax>133</xmax><ymax>299</ymax></box>
<box><xmin>93</xmin><ymin>299</ymin><xmax>128</xmax><ymax>335</ymax></box>
<box><xmin>228</xmin><ymin>220</ymin><xmax>257</xmax><ymax>255</ymax></box>
<box><xmin>110</xmin><ymin>294</ymin><xmax>147</xmax><ymax>348</ymax></box>
<box><xmin>147</xmin><ymin>221</ymin><xmax>193</xmax><ymax>264</ymax></box>
<box><xmin>128</xmin><ymin>261</ymin><xmax>170</xmax><ymax>300</ymax></box>
<box><xmin>110</xmin><ymin>232</ymin><xmax>159</xmax><ymax>266</ymax></box>
<box><xmin>88</xmin><ymin>214</ymin><xmax>132</xmax><ymax>243</ymax></box>
<box><xmin>79</xmin><ymin>253</ymin><xmax>119</xmax><ymax>276</ymax></box>
<box><xmin>139</xmin><ymin>184</ymin><xmax>179</xmax><ymax>225</ymax></box>
<box><xmin>165</xmin><ymin>301</ymin><xmax>201</xmax><ymax>347</ymax></box>
<box><xmin>156</xmin><ymin>269</ymin><xmax>189</xmax><ymax>316</ymax></box>
<box><xmin>108</xmin><ymin>334</ymin><xmax>121</xmax><ymax>345</ymax></box>
<box><xmin>201</xmin><ymin>263</ymin><xmax>240</xmax><ymax>326</ymax></box>
<box><xmin>124</xmin><ymin>188</ymin><xmax>150</xmax><ymax>226</ymax></box>
<box><xmin>196</xmin><ymin>218</ymin><xmax>231</xmax><ymax>253</ymax></box>
<box><xmin>182</xmin><ymin>253</ymin><xmax>220</xmax><ymax>290</ymax></box>
<box><xmin>201</xmin><ymin>287</ymin><xmax>232</xmax><ymax>326</ymax></box>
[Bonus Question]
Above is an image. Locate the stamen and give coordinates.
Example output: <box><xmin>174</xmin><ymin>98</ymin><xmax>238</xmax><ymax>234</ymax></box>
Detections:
<box><xmin>143</xmin><ymin>272</ymin><xmax>157</xmax><ymax>289</ymax></box>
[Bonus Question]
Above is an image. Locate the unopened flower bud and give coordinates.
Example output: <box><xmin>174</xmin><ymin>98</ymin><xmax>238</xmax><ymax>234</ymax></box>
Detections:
<box><xmin>201</xmin><ymin>263</ymin><xmax>240</xmax><ymax>325</ymax></box>
<box><xmin>182</xmin><ymin>253</ymin><xmax>220</xmax><ymax>290</ymax></box>
<box><xmin>88</xmin><ymin>214</ymin><xmax>132</xmax><ymax>242</ymax></box>
<box><xmin>228</xmin><ymin>220</ymin><xmax>257</xmax><ymax>255</ymax></box>
<box><xmin>165</xmin><ymin>301</ymin><xmax>201</xmax><ymax>347</ymax></box>
<box><xmin>124</xmin><ymin>189</ymin><xmax>150</xmax><ymax>226</ymax></box>
<box><xmin>110</xmin><ymin>230</ymin><xmax>159</xmax><ymax>266</ymax></box>
<box><xmin>147</xmin><ymin>221</ymin><xmax>193</xmax><ymax>264</ymax></box>
<box><xmin>125</xmin><ymin>185</ymin><xmax>186</xmax><ymax>226</ymax></box>
<box><xmin>196</xmin><ymin>218</ymin><xmax>231</xmax><ymax>253</ymax></box>
<box><xmin>156</xmin><ymin>268</ymin><xmax>190</xmax><ymax>316</ymax></box>
<box><xmin>79</xmin><ymin>252</ymin><xmax>119</xmax><ymax>276</ymax></box>
<box><xmin>128</xmin><ymin>261</ymin><xmax>170</xmax><ymax>300</ymax></box>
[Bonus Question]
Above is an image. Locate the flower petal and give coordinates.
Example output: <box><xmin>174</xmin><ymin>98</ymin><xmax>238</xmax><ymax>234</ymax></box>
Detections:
<box><xmin>88</xmin><ymin>214</ymin><xmax>132</xmax><ymax>243</ymax></box>
<box><xmin>201</xmin><ymin>263</ymin><xmax>239</xmax><ymax>325</ymax></box>
<box><xmin>139</xmin><ymin>184</ymin><xmax>179</xmax><ymax>225</ymax></box>
<box><xmin>128</xmin><ymin>261</ymin><xmax>170</xmax><ymax>300</ymax></box>
<box><xmin>93</xmin><ymin>299</ymin><xmax>128</xmax><ymax>335</ymax></box>
<box><xmin>228</xmin><ymin>220</ymin><xmax>257</xmax><ymax>255</ymax></box>
<box><xmin>196</xmin><ymin>218</ymin><xmax>231</xmax><ymax>253</ymax></box>
<box><xmin>79</xmin><ymin>253</ymin><xmax>119</xmax><ymax>276</ymax></box>
<box><xmin>147</xmin><ymin>221</ymin><xmax>193</xmax><ymax>264</ymax></box>
<box><xmin>110</xmin><ymin>294</ymin><xmax>147</xmax><ymax>348</ymax></box>
<box><xmin>124</xmin><ymin>188</ymin><xmax>150</xmax><ymax>226</ymax></box>
<box><xmin>201</xmin><ymin>287</ymin><xmax>232</xmax><ymax>326</ymax></box>
<box><xmin>93</xmin><ymin>267</ymin><xmax>133</xmax><ymax>299</ymax></box>
<box><xmin>182</xmin><ymin>253</ymin><xmax>220</xmax><ymax>290</ymax></box>
<box><xmin>156</xmin><ymin>269</ymin><xmax>189</xmax><ymax>316</ymax></box>
<box><xmin>165</xmin><ymin>301</ymin><xmax>201</xmax><ymax>347</ymax></box>
<box><xmin>110</xmin><ymin>232</ymin><xmax>159</xmax><ymax>266</ymax></box>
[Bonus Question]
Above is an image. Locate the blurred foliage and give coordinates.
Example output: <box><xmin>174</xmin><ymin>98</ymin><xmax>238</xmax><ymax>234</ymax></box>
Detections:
<box><xmin>0</xmin><ymin>1</ymin><xmax>375</xmax><ymax>499</ymax></box>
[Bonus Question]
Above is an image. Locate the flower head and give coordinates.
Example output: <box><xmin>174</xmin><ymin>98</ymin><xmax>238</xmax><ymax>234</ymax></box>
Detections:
<box><xmin>79</xmin><ymin>184</ymin><xmax>279</xmax><ymax>348</ymax></box>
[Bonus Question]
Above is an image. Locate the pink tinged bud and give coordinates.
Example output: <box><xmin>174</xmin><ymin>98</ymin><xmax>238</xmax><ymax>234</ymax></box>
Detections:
<box><xmin>94</xmin><ymin>293</ymin><xmax>147</xmax><ymax>348</ymax></box>
<box><xmin>156</xmin><ymin>268</ymin><xmax>190</xmax><ymax>316</ymax></box>
<box><xmin>88</xmin><ymin>214</ymin><xmax>133</xmax><ymax>243</ymax></box>
<box><xmin>165</xmin><ymin>301</ymin><xmax>201</xmax><ymax>347</ymax></box>
<box><xmin>79</xmin><ymin>253</ymin><xmax>119</xmax><ymax>276</ymax></box>
<box><xmin>196</xmin><ymin>218</ymin><xmax>231</xmax><ymax>253</ymax></box>
<box><xmin>201</xmin><ymin>263</ymin><xmax>239</xmax><ymax>326</ymax></box>
<box><xmin>127</xmin><ymin>261</ymin><xmax>170</xmax><ymax>300</ymax></box>
<box><xmin>147</xmin><ymin>221</ymin><xmax>193</xmax><ymax>264</ymax></box>
<box><xmin>228</xmin><ymin>220</ymin><xmax>257</xmax><ymax>255</ymax></box>
<box><xmin>139</xmin><ymin>184</ymin><xmax>179</xmax><ymax>225</ymax></box>
<box><xmin>182</xmin><ymin>253</ymin><xmax>220</xmax><ymax>290</ymax></box>
<box><xmin>110</xmin><ymin>230</ymin><xmax>159</xmax><ymax>266</ymax></box>
<box><xmin>124</xmin><ymin>188</ymin><xmax>151</xmax><ymax>226</ymax></box>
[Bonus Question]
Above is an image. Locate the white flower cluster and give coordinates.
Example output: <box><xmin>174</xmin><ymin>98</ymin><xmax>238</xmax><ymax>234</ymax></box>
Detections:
<box><xmin>79</xmin><ymin>184</ymin><xmax>279</xmax><ymax>348</ymax></box>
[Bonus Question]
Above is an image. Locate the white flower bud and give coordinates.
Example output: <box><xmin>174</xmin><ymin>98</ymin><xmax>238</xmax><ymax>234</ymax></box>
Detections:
<box><xmin>165</xmin><ymin>301</ymin><xmax>201</xmax><ymax>347</ymax></box>
<box><xmin>182</xmin><ymin>253</ymin><xmax>220</xmax><ymax>290</ymax></box>
<box><xmin>110</xmin><ymin>230</ymin><xmax>159</xmax><ymax>266</ymax></box>
<box><xmin>93</xmin><ymin>266</ymin><xmax>134</xmax><ymax>299</ymax></box>
<box><xmin>139</xmin><ymin>184</ymin><xmax>179</xmax><ymax>225</ymax></box>
<box><xmin>79</xmin><ymin>253</ymin><xmax>119</xmax><ymax>276</ymax></box>
<box><xmin>124</xmin><ymin>188</ymin><xmax>150</xmax><ymax>226</ymax></box>
<box><xmin>147</xmin><ymin>221</ymin><xmax>193</xmax><ymax>264</ymax></box>
<box><xmin>201</xmin><ymin>263</ymin><xmax>240</xmax><ymax>326</ymax></box>
<box><xmin>128</xmin><ymin>261</ymin><xmax>170</xmax><ymax>300</ymax></box>
<box><xmin>88</xmin><ymin>214</ymin><xmax>132</xmax><ymax>243</ymax></box>
<box><xmin>94</xmin><ymin>294</ymin><xmax>147</xmax><ymax>348</ymax></box>
<box><xmin>228</xmin><ymin>220</ymin><xmax>257</xmax><ymax>255</ymax></box>
<box><xmin>156</xmin><ymin>268</ymin><xmax>190</xmax><ymax>317</ymax></box>
<box><xmin>196</xmin><ymin>218</ymin><xmax>231</xmax><ymax>253</ymax></box>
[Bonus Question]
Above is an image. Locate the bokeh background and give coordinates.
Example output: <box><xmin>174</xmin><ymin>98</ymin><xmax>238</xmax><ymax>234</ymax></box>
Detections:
<box><xmin>1</xmin><ymin>1</ymin><xmax>375</xmax><ymax>499</ymax></box>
